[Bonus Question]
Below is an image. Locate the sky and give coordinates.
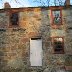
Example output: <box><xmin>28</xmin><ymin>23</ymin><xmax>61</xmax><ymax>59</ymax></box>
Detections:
<box><xmin>0</xmin><ymin>0</ymin><xmax>72</xmax><ymax>9</ymax></box>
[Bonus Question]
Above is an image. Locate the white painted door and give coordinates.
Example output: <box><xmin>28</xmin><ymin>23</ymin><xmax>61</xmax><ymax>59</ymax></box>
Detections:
<box><xmin>30</xmin><ymin>38</ymin><xmax>42</xmax><ymax>66</ymax></box>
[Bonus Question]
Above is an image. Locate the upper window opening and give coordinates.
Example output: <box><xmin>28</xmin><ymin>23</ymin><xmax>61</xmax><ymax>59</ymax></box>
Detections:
<box><xmin>52</xmin><ymin>10</ymin><xmax>62</xmax><ymax>25</ymax></box>
<box><xmin>10</xmin><ymin>12</ymin><xmax>18</xmax><ymax>26</ymax></box>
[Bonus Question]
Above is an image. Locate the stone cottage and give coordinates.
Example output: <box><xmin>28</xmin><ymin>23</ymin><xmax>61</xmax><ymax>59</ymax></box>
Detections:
<box><xmin>0</xmin><ymin>0</ymin><xmax>72</xmax><ymax>72</ymax></box>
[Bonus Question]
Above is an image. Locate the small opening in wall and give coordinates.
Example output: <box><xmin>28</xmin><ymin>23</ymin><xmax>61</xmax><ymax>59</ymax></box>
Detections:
<box><xmin>52</xmin><ymin>37</ymin><xmax>64</xmax><ymax>54</ymax></box>
<box><xmin>10</xmin><ymin>12</ymin><xmax>19</xmax><ymax>26</ymax></box>
<box><xmin>31</xmin><ymin>38</ymin><xmax>41</xmax><ymax>40</ymax></box>
<box><xmin>51</xmin><ymin>9</ymin><xmax>62</xmax><ymax>28</ymax></box>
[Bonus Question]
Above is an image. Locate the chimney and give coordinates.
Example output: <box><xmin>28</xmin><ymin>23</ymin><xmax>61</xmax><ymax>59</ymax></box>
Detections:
<box><xmin>4</xmin><ymin>2</ymin><xmax>11</xmax><ymax>9</ymax></box>
<box><xmin>64</xmin><ymin>0</ymin><xmax>70</xmax><ymax>6</ymax></box>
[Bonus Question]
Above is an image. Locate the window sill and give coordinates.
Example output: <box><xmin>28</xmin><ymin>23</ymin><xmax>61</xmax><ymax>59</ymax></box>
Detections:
<box><xmin>53</xmin><ymin>51</ymin><xmax>64</xmax><ymax>54</ymax></box>
<box><xmin>9</xmin><ymin>25</ymin><xmax>19</xmax><ymax>28</ymax></box>
<box><xmin>51</xmin><ymin>24</ymin><xmax>62</xmax><ymax>29</ymax></box>
<box><xmin>65</xmin><ymin>66</ymin><xmax>72</xmax><ymax>70</ymax></box>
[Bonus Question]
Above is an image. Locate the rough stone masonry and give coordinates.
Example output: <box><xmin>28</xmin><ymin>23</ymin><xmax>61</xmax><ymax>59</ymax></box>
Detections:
<box><xmin>0</xmin><ymin>4</ymin><xmax>72</xmax><ymax>72</ymax></box>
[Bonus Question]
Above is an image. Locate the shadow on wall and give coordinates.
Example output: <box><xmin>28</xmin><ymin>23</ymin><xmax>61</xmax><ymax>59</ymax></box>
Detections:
<box><xmin>0</xmin><ymin>29</ymin><xmax>7</xmax><ymax>71</ymax></box>
<box><xmin>65</xmin><ymin>55</ymin><xmax>72</xmax><ymax>66</ymax></box>
<box><xmin>43</xmin><ymin>66</ymin><xmax>66</xmax><ymax>72</ymax></box>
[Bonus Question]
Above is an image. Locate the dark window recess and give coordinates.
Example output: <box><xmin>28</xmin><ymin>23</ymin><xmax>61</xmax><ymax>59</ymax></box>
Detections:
<box><xmin>31</xmin><ymin>38</ymin><xmax>41</xmax><ymax>40</ymax></box>
<box><xmin>53</xmin><ymin>38</ymin><xmax>64</xmax><ymax>53</ymax></box>
<box><xmin>10</xmin><ymin>13</ymin><xmax>18</xmax><ymax>25</ymax></box>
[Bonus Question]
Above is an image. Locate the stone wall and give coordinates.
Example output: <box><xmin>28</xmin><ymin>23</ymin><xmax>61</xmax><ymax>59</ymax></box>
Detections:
<box><xmin>0</xmin><ymin>7</ymin><xmax>72</xmax><ymax>72</ymax></box>
<box><xmin>63</xmin><ymin>7</ymin><xmax>72</xmax><ymax>54</ymax></box>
